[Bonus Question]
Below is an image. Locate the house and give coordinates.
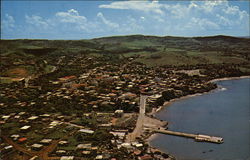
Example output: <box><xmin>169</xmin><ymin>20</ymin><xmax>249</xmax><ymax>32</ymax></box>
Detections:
<box><xmin>20</xmin><ymin>125</ymin><xmax>31</xmax><ymax>132</ymax></box>
<box><xmin>136</xmin><ymin>143</ymin><xmax>143</xmax><ymax>148</ymax></box>
<box><xmin>114</xmin><ymin>110</ymin><xmax>124</xmax><ymax>117</ymax></box>
<box><xmin>109</xmin><ymin>131</ymin><xmax>126</xmax><ymax>139</ymax></box>
<box><xmin>58</xmin><ymin>140</ymin><xmax>68</xmax><ymax>146</ymax></box>
<box><xmin>98</xmin><ymin>123</ymin><xmax>112</xmax><ymax>127</ymax></box>
<box><xmin>3</xmin><ymin>145</ymin><xmax>13</xmax><ymax>154</ymax></box>
<box><xmin>78</xmin><ymin>129</ymin><xmax>94</xmax><ymax>134</ymax></box>
<box><xmin>56</xmin><ymin>150</ymin><xmax>67</xmax><ymax>155</ymax></box>
<box><xmin>40</xmin><ymin>139</ymin><xmax>52</xmax><ymax>145</ymax></box>
<box><xmin>132</xmin><ymin>142</ymin><xmax>143</xmax><ymax>148</ymax></box>
<box><xmin>60</xmin><ymin>156</ymin><xmax>74</xmax><ymax>160</ymax></box>
<box><xmin>31</xmin><ymin>144</ymin><xmax>43</xmax><ymax>150</ymax></box>
<box><xmin>95</xmin><ymin>155</ymin><xmax>103</xmax><ymax>160</ymax></box>
<box><xmin>139</xmin><ymin>155</ymin><xmax>153</xmax><ymax>160</ymax></box>
<box><xmin>40</xmin><ymin>114</ymin><xmax>50</xmax><ymax>118</ymax></box>
<box><xmin>96</xmin><ymin>154</ymin><xmax>111</xmax><ymax>160</ymax></box>
<box><xmin>18</xmin><ymin>137</ymin><xmax>27</xmax><ymax>143</ymax></box>
<box><xmin>133</xmin><ymin>149</ymin><xmax>142</xmax><ymax>156</ymax></box>
<box><xmin>49</xmin><ymin>121</ymin><xmax>62</xmax><ymax>128</ymax></box>
<box><xmin>28</xmin><ymin>116</ymin><xmax>38</xmax><ymax>121</ymax></box>
<box><xmin>18</xmin><ymin>112</ymin><xmax>26</xmax><ymax>116</ymax></box>
<box><xmin>91</xmin><ymin>147</ymin><xmax>98</xmax><ymax>151</ymax></box>
<box><xmin>0</xmin><ymin>121</ymin><xmax>5</xmax><ymax>125</ymax></box>
<box><xmin>58</xmin><ymin>76</ymin><xmax>76</xmax><ymax>82</ymax></box>
<box><xmin>76</xmin><ymin>143</ymin><xmax>92</xmax><ymax>150</ymax></box>
<box><xmin>2</xmin><ymin>115</ymin><xmax>10</xmax><ymax>120</ymax></box>
<box><xmin>10</xmin><ymin>134</ymin><xmax>20</xmax><ymax>141</ymax></box>
<box><xmin>82</xmin><ymin>151</ymin><xmax>91</xmax><ymax>155</ymax></box>
<box><xmin>121</xmin><ymin>143</ymin><xmax>132</xmax><ymax>148</ymax></box>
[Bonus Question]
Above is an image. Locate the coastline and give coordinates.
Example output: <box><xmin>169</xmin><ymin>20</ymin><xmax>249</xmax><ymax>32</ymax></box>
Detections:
<box><xmin>145</xmin><ymin>75</ymin><xmax>250</xmax><ymax>157</ymax></box>
<box><xmin>208</xmin><ymin>75</ymin><xmax>250</xmax><ymax>83</ymax></box>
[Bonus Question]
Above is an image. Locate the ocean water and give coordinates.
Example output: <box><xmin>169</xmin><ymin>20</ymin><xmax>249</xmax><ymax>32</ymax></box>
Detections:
<box><xmin>150</xmin><ymin>78</ymin><xmax>250</xmax><ymax>160</ymax></box>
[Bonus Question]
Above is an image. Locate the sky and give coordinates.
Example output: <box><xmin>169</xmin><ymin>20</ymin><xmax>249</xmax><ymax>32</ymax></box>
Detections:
<box><xmin>1</xmin><ymin>0</ymin><xmax>249</xmax><ymax>39</ymax></box>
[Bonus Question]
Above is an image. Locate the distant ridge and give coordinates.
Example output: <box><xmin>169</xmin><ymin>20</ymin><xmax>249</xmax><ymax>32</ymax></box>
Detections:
<box><xmin>1</xmin><ymin>34</ymin><xmax>248</xmax><ymax>41</ymax></box>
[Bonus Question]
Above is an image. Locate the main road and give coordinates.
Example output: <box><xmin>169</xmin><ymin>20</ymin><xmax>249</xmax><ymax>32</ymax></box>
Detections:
<box><xmin>126</xmin><ymin>95</ymin><xmax>147</xmax><ymax>142</ymax></box>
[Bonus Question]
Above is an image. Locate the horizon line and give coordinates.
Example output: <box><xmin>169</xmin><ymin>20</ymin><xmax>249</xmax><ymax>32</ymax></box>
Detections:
<box><xmin>1</xmin><ymin>34</ymin><xmax>250</xmax><ymax>40</ymax></box>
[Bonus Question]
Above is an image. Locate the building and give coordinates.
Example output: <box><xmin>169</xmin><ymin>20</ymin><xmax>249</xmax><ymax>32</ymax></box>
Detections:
<box><xmin>78</xmin><ymin>129</ymin><xmax>94</xmax><ymax>134</ymax></box>
<box><xmin>28</xmin><ymin>116</ymin><xmax>39</xmax><ymax>121</ymax></box>
<box><xmin>82</xmin><ymin>151</ymin><xmax>91</xmax><ymax>155</ymax></box>
<box><xmin>56</xmin><ymin>150</ymin><xmax>67</xmax><ymax>155</ymax></box>
<box><xmin>18</xmin><ymin>137</ymin><xmax>27</xmax><ymax>143</ymax></box>
<box><xmin>40</xmin><ymin>139</ymin><xmax>52</xmax><ymax>145</ymax></box>
<box><xmin>76</xmin><ymin>143</ymin><xmax>92</xmax><ymax>150</ymax></box>
<box><xmin>20</xmin><ymin>125</ymin><xmax>31</xmax><ymax>132</ymax></box>
<box><xmin>10</xmin><ymin>134</ymin><xmax>20</xmax><ymax>141</ymax></box>
<box><xmin>114</xmin><ymin>110</ymin><xmax>124</xmax><ymax>117</ymax></box>
<box><xmin>60</xmin><ymin>156</ymin><xmax>74</xmax><ymax>160</ymax></box>
<box><xmin>110</xmin><ymin>131</ymin><xmax>126</xmax><ymax>139</ymax></box>
<box><xmin>58</xmin><ymin>140</ymin><xmax>68</xmax><ymax>146</ymax></box>
<box><xmin>31</xmin><ymin>144</ymin><xmax>43</xmax><ymax>150</ymax></box>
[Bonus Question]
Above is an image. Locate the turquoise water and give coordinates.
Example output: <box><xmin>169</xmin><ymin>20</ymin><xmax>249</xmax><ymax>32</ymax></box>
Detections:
<box><xmin>150</xmin><ymin>78</ymin><xmax>250</xmax><ymax>160</ymax></box>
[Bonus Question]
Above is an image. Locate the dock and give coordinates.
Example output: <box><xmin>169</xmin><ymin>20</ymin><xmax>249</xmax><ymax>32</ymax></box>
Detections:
<box><xmin>154</xmin><ymin>129</ymin><xmax>223</xmax><ymax>144</ymax></box>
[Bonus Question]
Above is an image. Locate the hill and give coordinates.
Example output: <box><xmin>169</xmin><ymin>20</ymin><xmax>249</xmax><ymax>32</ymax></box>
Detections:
<box><xmin>1</xmin><ymin>35</ymin><xmax>250</xmax><ymax>80</ymax></box>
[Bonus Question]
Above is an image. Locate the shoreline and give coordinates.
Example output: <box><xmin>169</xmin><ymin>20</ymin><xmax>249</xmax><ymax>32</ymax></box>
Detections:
<box><xmin>208</xmin><ymin>75</ymin><xmax>250</xmax><ymax>83</ymax></box>
<box><xmin>145</xmin><ymin>75</ymin><xmax>250</xmax><ymax>156</ymax></box>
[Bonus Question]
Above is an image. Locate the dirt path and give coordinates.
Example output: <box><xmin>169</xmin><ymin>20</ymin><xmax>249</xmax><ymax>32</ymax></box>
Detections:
<box><xmin>2</xmin><ymin>136</ymin><xmax>37</xmax><ymax>157</ymax></box>
<box><xmin>37</xmin><ymin>140</ymin><xmax>60</xmax><ymax>160</ymax></box>
<box><xmin>2</xmin><ymin>130</ymin><xmax>76</xmax><ymax>160</ymax></box>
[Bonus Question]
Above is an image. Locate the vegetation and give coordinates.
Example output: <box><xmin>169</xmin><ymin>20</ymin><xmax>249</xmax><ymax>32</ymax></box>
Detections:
<box><xmin>1</xmin><ymin>35</ymin><xmax>249</xmax><ymax>74</ymax></box>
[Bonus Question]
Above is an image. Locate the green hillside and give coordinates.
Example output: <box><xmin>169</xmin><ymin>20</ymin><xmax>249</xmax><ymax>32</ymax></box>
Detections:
<box><xmin>1</xmin><ymin>35</ymin><xmax>250</xmax><ymax>80</ymax></box>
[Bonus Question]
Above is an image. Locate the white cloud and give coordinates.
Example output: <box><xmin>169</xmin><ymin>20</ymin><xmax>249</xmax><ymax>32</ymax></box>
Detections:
<box><xmin>164</xmin><ymin>4</ymin><xmax>190</xmax><ymax>19</ymax></box>
<box><xmin>98</xmin><ymin>0</ymin><xmax>249</xmax><ymax>36</ymax></box>
<box><xmin>99</xmin><ymin>1</ymin><xmax>165</xmax><ymax>15</ymax></box>
<box><xmin>97</xmin><ymin>12</ymin><xmax>119</xmax><ymax>28</ymax></box>
<box><xmin>223</xmin><ymin>5</ymin><xmax>239</xmax><ymax>15</ymax></box>
<box><xmin>203</xmin><ymin>0</ymin><xmax>228</xmax><ymax>13</ymax></box>
<box><xmin>119</xmin><ymin>16</ymin><xmax>143</xmax><ymax>33</ymax></box>
<box><xmin>216</xmin><ymin>14</ymin><xmax>232</xmax><ymax>26</ymax></box>
<box><xmin>24</xmin><ymin>9</ymin><xmax>93</xmax><ymax>33</ymax></box>
<box><xmin>186</xmin><ymin>17</ymin><xmax>220</xmax><ymax>31</ymax></box>
<box><xmin>55</xmin><ymin>9</ymin><xmax>87</xmax><ymax>23</ymax></box>
<box><xmin>54</xmin><ymin>9</ymin><xmax>98</xmax><ymax>32</ymax></box>
<box><xmin>2</xmin><ymin>14</ymin><xmax>15</xmax><ymax>30</ymax></box>
<box><xmin>25</xmin><ymin>15</ymin><xmax>49</xmax><ymax>29</ymax></box>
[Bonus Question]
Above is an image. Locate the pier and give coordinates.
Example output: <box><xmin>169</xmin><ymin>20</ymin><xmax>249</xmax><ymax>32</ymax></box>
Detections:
<box><xmin>154</xmin><ymin>129</ymin><xmax>223</xmax><ymax>144</ymax></box>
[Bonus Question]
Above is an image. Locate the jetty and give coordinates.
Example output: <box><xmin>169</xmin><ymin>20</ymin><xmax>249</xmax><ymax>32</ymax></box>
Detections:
<box><xmin>154</xmin><ymin>129</ymin><xmax>223</xmax><ymax>144</ymax></box>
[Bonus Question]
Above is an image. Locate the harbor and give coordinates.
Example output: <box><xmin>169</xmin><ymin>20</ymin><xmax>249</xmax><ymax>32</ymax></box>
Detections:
<box><xmin>153</xmin><ymin>129</ymin><xmax>223</xmax><ymax>144</ymax></box>
<box><xmin>150</xmin><ymin>78</ymin><xmax>250</xmax><ymax>160</ymax></box>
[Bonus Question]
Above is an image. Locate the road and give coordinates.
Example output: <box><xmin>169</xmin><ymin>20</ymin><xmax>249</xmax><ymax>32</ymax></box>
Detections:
<box><xmin>2</xmin><ymin>136</ymin><xmax>37</xmax><ymax>157</ymax></box>
<box><xmin>126</xmin><ymin>95</ymin><xmax>147</xmax><ymax>142</ymax></box>
<box><xmin>1</xmin><ymin>130</ymin><xmax>77</xmax><ymax>160</ymax></box>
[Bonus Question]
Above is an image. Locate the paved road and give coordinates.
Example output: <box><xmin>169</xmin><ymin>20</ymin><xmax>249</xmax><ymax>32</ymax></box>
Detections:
<box><xmin>126</xmin><ymin>95</ymin><xmax>147</xmax><ymax>142</ymax></box>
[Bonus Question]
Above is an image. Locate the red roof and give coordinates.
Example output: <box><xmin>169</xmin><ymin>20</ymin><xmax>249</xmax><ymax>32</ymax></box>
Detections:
<box><xmin>72</xmin><ymin>83</ymin><xmax>86</xmax><ymax>88</ymax></box>
<box><xmin>139</xmin><ymin>155</ymin><xmax>153</xmax><ymax>160</ymax></box>
<box><xmin>58</xmin><ymin>76</ymin><xmax>76</xmax><ymax>81</ymax></box>
<box><xmin>18</xmin><ymin>137</ymin><xmax>27</xmax><ymax>142</ymax></box>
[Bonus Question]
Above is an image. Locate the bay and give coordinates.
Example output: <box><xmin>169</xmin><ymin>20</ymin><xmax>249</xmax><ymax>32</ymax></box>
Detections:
<box><xmin>150</xmin><ymin>78</ymin><xmax>250</xmax><ymax>160</ymax></box>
